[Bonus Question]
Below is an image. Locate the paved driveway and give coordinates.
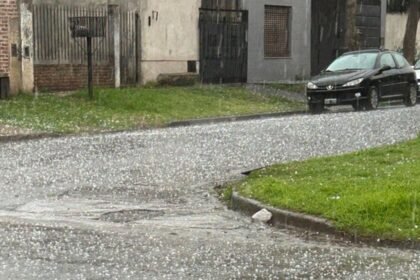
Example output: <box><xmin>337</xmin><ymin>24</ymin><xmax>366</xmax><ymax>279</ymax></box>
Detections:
<box><xmin>0</xmin><ymin>106</ymin><xmax>419</xmax><ymax>279</ymax></box>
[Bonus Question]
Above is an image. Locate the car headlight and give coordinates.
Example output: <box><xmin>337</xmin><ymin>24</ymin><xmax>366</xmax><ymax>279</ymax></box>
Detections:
<box><xmin>343</xmin><ymin>78</ymin><xmax>364</xmax><ymax>87</ymax></box>
<box><xmin>307</xmin><ymin>82</ymin><xmax>318</xmax><ymax>90</ymax></box>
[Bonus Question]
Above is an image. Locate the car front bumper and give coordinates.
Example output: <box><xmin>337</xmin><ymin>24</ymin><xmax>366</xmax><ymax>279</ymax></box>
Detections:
<box><xmin>307</xmin><ymin>87</ymin><xmax>367</xmax><ymax>105</ymax></box>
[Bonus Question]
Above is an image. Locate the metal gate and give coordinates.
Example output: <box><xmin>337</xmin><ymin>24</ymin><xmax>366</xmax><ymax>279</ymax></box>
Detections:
<box><xmin>120</xmin><ymin>11</ymin><xmax>139</xmax><ymax>86</ymax></box>
<box><xmin>357</xmin><ymin>0</ymin><xmax>382</xmax><ymax>49</ymax></box>
<box><xmin>311</xmin><ymin>0</ymin><xmax>382</xmax><ymax>75</ymax></box>
<box><xmin>199</xmin><ymin>9</ymin><xmax>248</xmax><ymax>84</ymax></box>
<box><xmin>311</xmin><ymin>0</ymin><xmax>346</xmax><ymax>75</ymax></box>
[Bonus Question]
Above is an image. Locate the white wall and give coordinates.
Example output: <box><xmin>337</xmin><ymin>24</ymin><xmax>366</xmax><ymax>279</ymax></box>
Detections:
<box><xmin>385</xmin><ymin>13</ymin><xmax>420</xmax><ymax>52</ymax></box>
<box><xmin>140</xmin><ymin>0</ymin><xmax>200</xmax><ymax>83</ymax></box>
<box><xmin>243</xmin><ymin>0</ymin><xmax>311</xmax><ymax>82</ymax></box>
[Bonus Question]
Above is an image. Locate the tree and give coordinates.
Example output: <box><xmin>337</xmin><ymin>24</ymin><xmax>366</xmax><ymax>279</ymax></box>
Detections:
<box><xmin>403</xmin><ymin>0</ymin><xmax>420</xmax><ymax>64</ymax></box>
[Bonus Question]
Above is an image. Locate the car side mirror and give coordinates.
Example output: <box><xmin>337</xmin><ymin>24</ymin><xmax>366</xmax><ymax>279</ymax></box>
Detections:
<box><xmin>379</xmin><ymin>65</ymin><xmax>391</xmax><ymax>73</ymax></box>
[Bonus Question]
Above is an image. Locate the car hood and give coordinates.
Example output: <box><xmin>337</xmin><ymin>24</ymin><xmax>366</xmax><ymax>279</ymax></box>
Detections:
<box><xmin>311</xmin><ymin>69</ymin><xmax>376</xmax><ymax>87</ymax></box>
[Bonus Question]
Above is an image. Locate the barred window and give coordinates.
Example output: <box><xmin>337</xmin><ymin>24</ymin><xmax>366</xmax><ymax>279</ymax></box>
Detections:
<box><xmin>264</xmin><ymin>6</ymin><xmax>291</xmax><ymax>58</ymax></box>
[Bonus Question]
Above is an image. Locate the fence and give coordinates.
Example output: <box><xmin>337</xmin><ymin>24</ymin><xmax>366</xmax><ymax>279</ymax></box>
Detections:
<box><xmin>120</xmin><ymin>11</ymin><xmax>138</xmax><ymax>85</ymax></box>
<box><xmin>33</xmin><ymin>4</ymin><xmax>111</xmax><ymax>65</ymax></box>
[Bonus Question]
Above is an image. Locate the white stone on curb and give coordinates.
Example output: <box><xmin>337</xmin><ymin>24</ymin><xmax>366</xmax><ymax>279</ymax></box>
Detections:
<box><xmin>252</xmin><ymin>208</ymin><xmax>272</xmax><ymax>223</ymax></box>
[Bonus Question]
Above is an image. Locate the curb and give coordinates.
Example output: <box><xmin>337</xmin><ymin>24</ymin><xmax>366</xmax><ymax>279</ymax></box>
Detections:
<box><xmin>0</xmin><ymin>133</ymin><xmax>62</xmax><ymax>143</ymax></box>
<box><xmin>231</xmin><ymin>192</ymin><xmax>420</xmax><ymax>250</ymax></box>
<box><xmin>167</xmin><ymin>110</ymin><xmax>307</xmax><ymax>128</ymax></box>
<box><xmin>0</xmin><ymin>110</ymin><xmax>308</xmax><ymax>143</ymax></box>
<box><xmin>231</xmin><ymin>192</ymin><xmax>337</xmax><ymax>235</ymax></box>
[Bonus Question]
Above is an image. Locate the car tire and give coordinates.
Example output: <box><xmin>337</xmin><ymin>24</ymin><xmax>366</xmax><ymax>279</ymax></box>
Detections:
<box><xmin>365</xmin><ymin>86</ymin><xmax>379</xmax><ymax>110</ymax></box>
<box><xmin>404</xmin><ymin>84</ymin><xmax>417</xmax><ymax>107</ymax></box>
<box><xmin>308</xmin><ymin>102</ymin><xmax>323</xmax><ymax>114</ymax></box>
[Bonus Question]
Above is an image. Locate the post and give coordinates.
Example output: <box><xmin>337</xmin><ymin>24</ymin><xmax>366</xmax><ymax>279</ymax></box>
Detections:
<box><xmin>135</xmin><ymin>13</ymin><xmax>140</xmax><ymax>85</ymax></box>
<box><xmin>109</xmin><ymin>5</ymin><xmax>121</xmax><ymax>88</ymax></box>
<box><xmin>20</xmin><ymin>2</ymin><xmax>35</xmax><ymax>93</ymax></box>
<box><xmin>87</xmin><ymin>36</ymin><xmax>93</xmax><ymax>99</ymax></box>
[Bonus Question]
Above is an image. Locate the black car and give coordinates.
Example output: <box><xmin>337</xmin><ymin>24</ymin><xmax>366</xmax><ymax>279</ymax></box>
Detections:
<box><xmin>306</xmin><ymin>49</ymin><xmax>418</xmax><ymax>113</ymax></box>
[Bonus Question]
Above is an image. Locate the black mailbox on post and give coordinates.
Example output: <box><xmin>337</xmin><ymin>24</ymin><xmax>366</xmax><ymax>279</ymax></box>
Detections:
<box><xmin>69</xmin><ymin>16</ymin><xmax>106</xmax><ymax>38</ymax></box>
<box><xmin>0</xmin><ymin>74</ymin><xmax>10</xmax><ymax>100</ymax></box>
<box><xmin>69</xmin><ymin>16</ymin><xmax>106</xmax><ymax>99</ymax></box>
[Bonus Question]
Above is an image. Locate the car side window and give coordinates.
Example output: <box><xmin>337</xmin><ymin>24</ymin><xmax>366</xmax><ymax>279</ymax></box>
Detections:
<box><xmin>380</xmin><ymin>53</ymin><xmax>397</xmax><ymax>69</ymax></box>
<box><xmin>392</xmin><ymin>53</ymin><xmax>409</xmax><ymax>68</ymax></box>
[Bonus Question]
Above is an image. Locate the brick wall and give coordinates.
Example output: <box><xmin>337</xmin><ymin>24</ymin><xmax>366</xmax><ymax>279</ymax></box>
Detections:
<box><xmin>34</xmin><ymin>64</ymin><xmax>115</xmax><ymax>92</ymax></box>
<box><xmin>0</xmin><ymin>0</ymin><xmax>18</xmax><ymax>75</ymax></box>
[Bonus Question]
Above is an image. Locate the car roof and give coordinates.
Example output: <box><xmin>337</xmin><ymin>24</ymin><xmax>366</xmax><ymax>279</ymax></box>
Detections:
<box><xmin>343</xmin><ymin>49</ymin><xmax>388</xmax><ymax>56</ymax></box>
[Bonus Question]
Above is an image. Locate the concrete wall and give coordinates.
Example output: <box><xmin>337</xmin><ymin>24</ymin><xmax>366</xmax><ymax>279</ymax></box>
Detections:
<box><xmin>243</xmin><ymin>0</ymin><xmax>311</xmax><ymax>83</ymax></box>
<box><xmin>30</xmin><ymin>0</ymin><xmax>200</xmax><ymax>85</ymax></box>
<box><xmin>7</xmin><ymin>18</ymin><xmax>21</xmax><ymax>94</ymax></box>
<box><xmin>139</xmin><ymin>0</ymin><xmax>200</xmax><ymax>83</ymax></box>
<box><xmin>385</xmin><ymin>13</ymin><xmax>420</xmax><ymax>53</ymax></box>
<box><xmin>20</xmin><ymin>2</ymin><xmax>34</xmax><ymax>92</ymax></box>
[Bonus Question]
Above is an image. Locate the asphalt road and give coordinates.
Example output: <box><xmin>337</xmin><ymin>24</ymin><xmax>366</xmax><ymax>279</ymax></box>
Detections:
<box><xmin>0</xmin><ymin>106</ymin><xmax>419</xmax><ymax>279</ymax></box>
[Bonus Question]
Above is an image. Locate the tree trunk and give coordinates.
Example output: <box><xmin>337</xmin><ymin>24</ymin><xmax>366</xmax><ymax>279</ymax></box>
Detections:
<box><xmin>403</xmin><ymin>0</ymin><xmax>420</xmax><ymax>64</ymax></box>
<box><xmin>345</xmin><ymin>0</ymin><xmax>359</xmax><ymax>51</ymax></box>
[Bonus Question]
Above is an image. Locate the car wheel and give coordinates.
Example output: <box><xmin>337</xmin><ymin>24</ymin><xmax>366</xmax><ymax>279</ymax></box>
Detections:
<box><xmin>365</xmin><ymin>86</ymin><xmax>379</xmax><ymax>110</ymax></box>
<box><xmin>404</xmin><ymin>84</ymin><xmax>417</xmax><ymax>107</ymax></box>
<box><xmin>308</xmin><ymin>102</ymin><xmax>323</xmax><ymax>114</ymax></box>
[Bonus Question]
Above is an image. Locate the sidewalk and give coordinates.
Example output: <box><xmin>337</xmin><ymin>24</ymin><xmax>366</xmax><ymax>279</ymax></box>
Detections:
<box><xmin>0</xmin><ymin>124</ymin><xmax>57</xmax><ymax>142</ymax></box>
<box><xmin>0</xmin><ymin>124</ymin><xmax>34</xmax><ymax>137</ymax></box>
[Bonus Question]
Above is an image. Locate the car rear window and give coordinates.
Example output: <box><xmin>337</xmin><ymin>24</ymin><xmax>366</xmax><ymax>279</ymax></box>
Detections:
<box><xmin>392</xmin><ymin>53</ymin><xmax>409</xmax><ymax>68</ymax></box>
<box><xmin>379</xmin><ymin>53</ymin><xmax>397</xmax><ymax>69</ymax></box>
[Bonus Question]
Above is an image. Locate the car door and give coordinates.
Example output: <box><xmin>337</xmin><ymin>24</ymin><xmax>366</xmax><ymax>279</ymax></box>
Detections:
<box><xmin>392</xmin><ymin>52</ymin><xmax>412</xmax><ymax>97</ymax></box>
<box><xmin>377</xmin><ymin>53</ymin><xmax>398</xmax><ymax>98</ymax></box>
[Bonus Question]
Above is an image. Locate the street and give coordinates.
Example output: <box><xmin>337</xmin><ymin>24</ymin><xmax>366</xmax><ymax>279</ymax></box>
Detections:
<box><xmin>0</xmin><ymin>106</ymin><xmax>419</xmax><ymax>279</ymax></box>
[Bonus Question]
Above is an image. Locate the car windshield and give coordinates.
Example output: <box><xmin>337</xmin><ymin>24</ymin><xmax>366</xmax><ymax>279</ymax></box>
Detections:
<box><xmin>326</xmin><ymin>53</ymin><xmax>378</xmax><ymax>72</ymax></box>
<box><xmin>415</xmin><ymin>60</ymin><xmax>420</xmax><ymax>69</ymax></box>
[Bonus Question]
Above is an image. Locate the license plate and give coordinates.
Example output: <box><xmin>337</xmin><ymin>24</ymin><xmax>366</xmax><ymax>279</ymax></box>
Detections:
<box><xmin>324</xmin><ymin>98</ymin><xmax>337</xmax><ymax>105</ymax></box>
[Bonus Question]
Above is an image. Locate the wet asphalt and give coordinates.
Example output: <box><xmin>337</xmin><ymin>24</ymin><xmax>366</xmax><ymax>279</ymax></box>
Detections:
<box><xmin>0</xmin><ymin>106</ymin><xmax>419</xmax><ymax>279</ymax></box>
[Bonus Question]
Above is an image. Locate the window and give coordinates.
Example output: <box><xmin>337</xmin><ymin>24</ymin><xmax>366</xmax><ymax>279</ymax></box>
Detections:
<box><xmin>380</xmin><ymin>53</ymin><xmax>396</xmax><ymax>69</ymax></box>
<box><xmin>188</xmin><ymin>61</ymin><xmax>197</xmax><ymax>73</ymax></box>
<box><xmin>264</xmin><ymin>6</ymin><xmax>291</xmax><ymax>58</ymax></box>
<box><xmin>327</xmin><ymin>53</ymin><xmax>378</xmax><ymax>71</ymax></box>
<box><xmin>392</xmin><ymin>53</ymin><xmax>409</xmax><ymax>68</ymax></box>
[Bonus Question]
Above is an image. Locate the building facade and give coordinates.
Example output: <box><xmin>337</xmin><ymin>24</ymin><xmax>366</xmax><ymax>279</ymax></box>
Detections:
<box><xmin>0</xmin><ymin>0</ymin><xmax>20</xmax><ymax>94</ymax></box>
<box><xmin>244</xmin><ymin>0</ymin><xmax>311</xmax><ymax>83</ymax></box>
<box><xmin>0</xmin><ymin>0</ymin><xmax>387</xmax><ymax>95</ymax></box>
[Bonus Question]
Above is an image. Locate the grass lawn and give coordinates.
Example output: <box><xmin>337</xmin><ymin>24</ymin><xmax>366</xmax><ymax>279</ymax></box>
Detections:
<box><xmin>0</xmin><ymin>86</ymin><xmax>304</xmax><ymax>133</ymax></box>
<box><xmin>237</xmin><ymin>137</ymin><xmax>420</xmax><ymax>241</ymax></box>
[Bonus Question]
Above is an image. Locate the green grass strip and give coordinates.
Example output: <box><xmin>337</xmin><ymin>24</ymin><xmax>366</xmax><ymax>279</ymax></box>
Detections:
<box><xmin>0</xmin><ymin>86</ymin><xmax>304</xmax><ymax>133</ymax></box>
<box><xmin>238</xmin><ymin>138</ymin><xmax>420</xmax><ymax>241</ymax></box>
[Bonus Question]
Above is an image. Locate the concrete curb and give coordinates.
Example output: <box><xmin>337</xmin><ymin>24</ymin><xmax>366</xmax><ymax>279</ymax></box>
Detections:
<box><xmin>0</xmin><ymin>110</ymin><xmax>308</xmax><ymax>143</ymax></box>
<box><xmin>0</xmin><ymin>133</ymin><xmax>63</xmax><ymax>143</ymax></box>
<box><xmin>231</xmin><ymin>192</ymin><xmax>337</xmax><ymax>235</ymax></box>
<box><xmin>168</xmin><ymin>110</ymin><xmax>307</xmax><ymax>128</ymax></box>
<box><xmin>231</xmin><ymin>192</ymin><xmax>420</xmax><ymax>250</ymax></box>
